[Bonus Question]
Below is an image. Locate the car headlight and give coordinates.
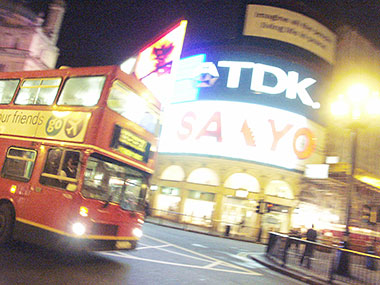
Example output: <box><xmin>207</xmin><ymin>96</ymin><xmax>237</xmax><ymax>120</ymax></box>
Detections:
<box><xmin>132</xmin><ymin>227</ymin><xmax>143</xmax><ymax>238</ymax></box>
<box><xmin>72</xmin><ymin>222</ymin><xmax>86</xmax><ymax>236</ymax></box>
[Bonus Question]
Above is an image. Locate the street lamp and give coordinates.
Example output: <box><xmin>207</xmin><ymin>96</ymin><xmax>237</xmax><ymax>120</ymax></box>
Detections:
<box><xmin>330</xmin><ymin>83</ymin><xmax>380</xmax><ymax>238</ymax></box>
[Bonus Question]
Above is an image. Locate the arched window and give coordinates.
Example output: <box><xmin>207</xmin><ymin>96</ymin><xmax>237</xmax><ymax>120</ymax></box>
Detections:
<box><xmin>187</xmin><ymin>167</ymin><xmax>219</xmax><ymax>186</ymax></box>
<box><xmin>265</xmin><ymin>180</ymin><xmax>294</xmax><ymax>199</ymax></box>
<box><xmin>160</xmin><ymin>165</ymin><xmax>185</xmax><ymax>181</ymax></box>
<box><xmin>224</xmin><ymin>173</ymin><xmax>260</xmax><ymax>192</ymax></box>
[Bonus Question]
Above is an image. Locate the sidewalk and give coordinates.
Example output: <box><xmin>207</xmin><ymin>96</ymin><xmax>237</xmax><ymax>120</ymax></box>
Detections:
<box><xmin>145</xmin><ymin>216</ymin><xmax>259</xmax><ymax>243</ymax></box>
<box><xmin>145</xmin><ymin>216</ymin><xmax>330</xmax><ymax>285</ymax></box>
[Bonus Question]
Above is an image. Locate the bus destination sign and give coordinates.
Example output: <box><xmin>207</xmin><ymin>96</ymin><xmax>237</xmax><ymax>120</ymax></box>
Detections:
<box><xmin>111</xmin><ymin>125</ymin><xmax>151</xmax><ymax>163</ymax></box>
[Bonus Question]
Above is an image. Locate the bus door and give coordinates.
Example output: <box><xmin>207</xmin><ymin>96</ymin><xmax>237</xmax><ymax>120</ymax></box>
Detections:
<box><xmin>24</xmin><ymin>148</ymin><xmax>81</xmax><ymax>232</ymax></box>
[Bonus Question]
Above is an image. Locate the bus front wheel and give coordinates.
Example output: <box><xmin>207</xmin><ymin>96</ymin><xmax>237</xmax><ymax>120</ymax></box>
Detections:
<box><xmin>0</xmin><ymin>203</ymin><xmax>14</xmax><ymax>245</ymax></box>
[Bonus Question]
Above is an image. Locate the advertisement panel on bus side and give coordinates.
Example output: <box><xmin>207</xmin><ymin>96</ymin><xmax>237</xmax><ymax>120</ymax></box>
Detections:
<box><xmin>0</xmin><ymin>109</ymin><xmax>91</xmax><ymax>142</ymax></box>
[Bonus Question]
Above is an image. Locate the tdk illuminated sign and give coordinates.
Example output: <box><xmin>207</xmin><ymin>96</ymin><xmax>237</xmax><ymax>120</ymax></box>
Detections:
<box><xmin>173</xmin><ymin>54</ymin><xmax>325</xmax><ymax>125</ymax></box>
<box><xmin>196</xmin><ymin>61</ymin><xmax>319</xmax><ymax>109</ymax></box>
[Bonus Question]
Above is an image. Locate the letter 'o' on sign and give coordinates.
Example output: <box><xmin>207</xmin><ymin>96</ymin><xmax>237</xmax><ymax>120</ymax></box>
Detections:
<box><xmin>292</xmin><ymin>128</ymin><xmax>316</xmax><ymax>159</ymax></box>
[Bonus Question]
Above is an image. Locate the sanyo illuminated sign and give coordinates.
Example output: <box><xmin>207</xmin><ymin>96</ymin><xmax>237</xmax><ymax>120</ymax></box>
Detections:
<box><xmin>199</xmin><ymin>60</ymin><xmax>320</xmax><ymax>109</ymax></box>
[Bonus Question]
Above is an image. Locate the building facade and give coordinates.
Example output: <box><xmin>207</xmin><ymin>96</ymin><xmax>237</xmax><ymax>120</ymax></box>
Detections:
<box><xmin>0</xmin><ymin>0</ymin><xmax>65</xmax><ymax>72</ymax></box>
<box><xmin>149</xmin><ymin>4</ymin><xmax>380</xmax><ymax>245</ymax></box>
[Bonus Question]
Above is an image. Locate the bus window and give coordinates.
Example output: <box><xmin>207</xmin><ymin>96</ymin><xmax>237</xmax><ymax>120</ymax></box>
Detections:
<box><xmin>57</xmin><ymin>76</ymin><xmax>106</xmax><ymax>106</ymax></box>
<box><xmin>1</xmin><ymin>147</ymin><xmax>37</xmax><ymax>182</ymax></box>
<box><xmin>82</xmin><ymin>154</ymin><xmax>147</xmax><ymax>211</ymax></box>
<box><xmin>107</xmin><ymin>80</ymin><xmax>159</xmax><ymax>134</ymax></box>
<box><xmin>40</xmin><ymin>148</ymin><xmax>80</xmax><ymax>191</ymax></box>
<box><xmin>14</xmin><ymin>78</ymin><xmax>61</xmax><ymax>105</ymax></box>
<box><xmin>0</xmin><ymin>79</ymin><xmax>19</xmax><ymax>104</ymax></box>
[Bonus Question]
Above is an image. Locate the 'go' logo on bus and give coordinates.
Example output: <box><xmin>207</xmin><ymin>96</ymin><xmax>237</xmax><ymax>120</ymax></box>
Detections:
<box><xmin>46</xmin><ymin>116</ymin><xmax>64</xmax><ymax>136</ymax></box>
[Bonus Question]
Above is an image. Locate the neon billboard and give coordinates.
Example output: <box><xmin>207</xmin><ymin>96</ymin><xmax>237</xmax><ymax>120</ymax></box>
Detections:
<box><xmin>158</xmin><ymin>100</ymin><xmax>326</xmax><ymax>171</ymax></box>
<box><xmin>134</xmin><ymin>20</ymin><xmax>187</xmax><ymax>105</ymax></box>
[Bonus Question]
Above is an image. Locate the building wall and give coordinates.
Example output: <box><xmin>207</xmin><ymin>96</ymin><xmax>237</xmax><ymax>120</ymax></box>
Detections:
<box><xmin>149</xmin><ymin>10</ymin><xmax>380</xmax><ymax>243</ymax></box>
<box><xmin>326</xmin><ymin>26</ymin><xmax>380</xmax><ymax>179</ymax></box>
<box><xmin>150</xmin><ymin>153</ymin><xmax>302</xmax><ymax>241</ymax></box>
<box><xmin>0</xmin><ymin>0</ymin><xmax>65</xmax><ymax>72</ymax></box>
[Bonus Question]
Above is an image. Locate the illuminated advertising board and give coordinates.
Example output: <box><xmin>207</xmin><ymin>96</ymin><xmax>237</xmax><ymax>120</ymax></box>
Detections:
<box><xmin>243</xmin><ymin>5</ymin><xmax>337</xmax><ymax>65</ymax></box>
<box><xmin>134</xmin><ymin>20</ymin><xmax>187</xmax><ymax>105</ymax></box>
<box><xmin>173</xmin><ymin>51</ymin><xmax>328</xmax><ymax>125</ymax></box>
<box><xmin>158</xmin><ymin>101</ymin><xmax>326</xmax><ymax>171</ymax></box>
<box><xmin>171</xmin><ymin>54</ymin><xmax>206</xmax><ymax>103</ymax></box>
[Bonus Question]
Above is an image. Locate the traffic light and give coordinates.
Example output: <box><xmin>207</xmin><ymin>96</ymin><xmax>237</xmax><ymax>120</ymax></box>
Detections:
<box><xmin>369</xmin><ymin>209</ymin><xmax>377</xmax><ymax>224</ymax></box>
<box><xmin>362</xmin><ymin>205</ymin><xmax>370</xmax><ymax>223</ymax></box>
<box><xmin>362</xmin><ymin>205</ymin><xmax>377</xmax><ymax>224</ymax></box>
<box><xmin>267</xmin><ymin>203</ymin><xmax>273</xmax><ymax>213</ymax></box>
<box><xmin>256</xmin><ymin>201</ymin><xmax>261</xmax><ymax>213</ymax></box>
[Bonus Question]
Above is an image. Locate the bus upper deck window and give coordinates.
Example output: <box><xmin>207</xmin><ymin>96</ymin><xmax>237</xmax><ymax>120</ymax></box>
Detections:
<box><xmin>0</xmin><ymin>79</ymin><xmax>19</xmax><ymax>104</ymax></box>
<box><xmin>107</xmin><ymin>80</ymin><xmax>159</xmax><ymax>134</ymax></box>
<box><xmin>14</xmin><ymin>78</ymin><xmax>61</xmax><ymax>105</ymax></box>
<box><xmin>58</xmin><ymin>76</ymin><xmax>106</xmax><ymax>106</ymax></box>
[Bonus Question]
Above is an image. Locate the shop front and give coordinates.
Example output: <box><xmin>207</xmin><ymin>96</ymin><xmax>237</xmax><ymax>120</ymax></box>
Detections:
<box><xmin>149</xmin><ymin>154</ymin><xmax>302</xmax><ymax>240</ymax></box>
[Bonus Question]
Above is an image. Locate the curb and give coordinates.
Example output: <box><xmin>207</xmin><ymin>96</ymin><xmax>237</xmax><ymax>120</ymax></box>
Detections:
<box><xmin>249</xmin><ymin>254</ymin><xmax>330</xmax><ymax>285</ymax></box>
<box><xmin>145</xmin><ymin>219</ymin><xmax>265</xmax><ymax>244</ymax></box>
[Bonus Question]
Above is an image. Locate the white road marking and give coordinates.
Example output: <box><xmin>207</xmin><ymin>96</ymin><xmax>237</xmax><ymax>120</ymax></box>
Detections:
<box><xmin>143</xmin><ymin>234</ymin><xmax>257</xmax><ymax>273</ymax></box>
<box><xmin>203</xmin><ymin>261</ymin><xmax>222</xmax><ymax>268</ymax></box>
<box><xmin>136</xmin><ymin>244</ymin><xmax>171</xmax><ymax>250</ymax></box>
<box><xmin>100</xmin><ymin>234</ymin><xmax>262</xmax><ymax>276</ymax></box>
<box><xmin>191</xmin><ymin>243</ymin><xmax>208</xmax><ymax>248</ymax></box>
<box><xmin>101</xmin><ymin>251</ymin><xmax>260</xmax><ymax>275</ymax></box>
<box><xmin>139</xmin><ymin>242</ymin><xmax>212</xmax><ymax>262</ymax></box>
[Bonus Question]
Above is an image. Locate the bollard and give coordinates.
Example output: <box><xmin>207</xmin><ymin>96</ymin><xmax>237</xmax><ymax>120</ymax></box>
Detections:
<box><xmin>224</xmin><ymin>225</ymin><xmax>231</xmax><ymax>236</ymax></box>
<box><xmin>335</xmin><ymin>241</ymin><xmax>350</xmax><ymax>277</ymax></box>
<box><xmin>366</xmin><ymin>246</ymin><xmax>376</xmax><ymax>270</ymax></box>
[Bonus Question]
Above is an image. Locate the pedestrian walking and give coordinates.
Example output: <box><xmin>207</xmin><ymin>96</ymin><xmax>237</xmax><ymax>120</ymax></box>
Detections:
<box><xmin>300</xmin><ymin>224</ymin><xmax>317</xmax><ymax>268</ymax></box>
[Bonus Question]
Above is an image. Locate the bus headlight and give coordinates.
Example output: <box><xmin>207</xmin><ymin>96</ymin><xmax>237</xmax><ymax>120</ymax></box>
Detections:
<box><xmin>72</xmin><ymin>222</ymin><xmax>86</xmax><ymax>236</ymax></box>
<box><xmin>132</xmin><ymin>227</ymin><xmax>143</xmax><ymax>238</ymax></box>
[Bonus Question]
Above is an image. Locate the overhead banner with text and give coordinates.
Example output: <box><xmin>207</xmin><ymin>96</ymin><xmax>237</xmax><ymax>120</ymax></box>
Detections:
<box><xmin>243</xmin><ymin>5</ymin><xmax>336</xmax><ymax>65</ymax></box>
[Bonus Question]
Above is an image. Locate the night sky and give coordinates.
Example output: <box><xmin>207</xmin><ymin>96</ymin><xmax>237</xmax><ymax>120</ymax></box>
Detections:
<box><xmin>29</xmin><ymin>0</ymin><xmax>380</xmax><ymax>68</ymax></box>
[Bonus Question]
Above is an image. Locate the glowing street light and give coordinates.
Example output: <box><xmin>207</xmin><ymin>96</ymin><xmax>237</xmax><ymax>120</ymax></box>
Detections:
<box><xmin>330</xmin><ymin>83</ymin><xmax>380</xmax><ymax>238</ymax></box>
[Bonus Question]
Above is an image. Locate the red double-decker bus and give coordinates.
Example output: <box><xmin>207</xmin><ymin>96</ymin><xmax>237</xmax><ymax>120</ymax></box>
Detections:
<box><xmin>0</xmin><ymin>65</ymin><xmax>161</xmax><ymax>250</ymax></box>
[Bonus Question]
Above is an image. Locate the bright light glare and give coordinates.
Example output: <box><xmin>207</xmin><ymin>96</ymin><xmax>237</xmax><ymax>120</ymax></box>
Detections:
<box><xmin>79</xmin><ymin>206</ymin><xmax>89</xmax><ymax>217</ymax></box>
<box><xmin>330</xmin><ymin>100</ymin><xmax>349</xmax><ymax>117</ymax></box>
<box><xmin>52</xmin><ymin>111</ymin><xmax>71</xmax><ymax>118</ymax></box>
<box><xmin>347</xmin><ymin>83</ymin><xmax>370</xmax><ymax>102</ymax></box>
<box><xmin>132</xmin><ymin>227</ymin><xmax>143</xmax><ymax>238</ymax></box>
<box><xmin>365</xmin><ymin>96</ymin><xmax>380</xmax><ymax>115</ymax></box>
<box><xmin>351</xmin><ymin>106</ymin><xmax>361</xmax><ymax>120</ymax></box>
<box><xmin>120</xmin><ymin>57</ymin><xmax>136</xmax><ymax>74</ymax></box>
<box><xmin>72</xmin><ymin>223</ymin><xmax>86</xmax><ymax>236</ymax></box>
<box><xmin>10</xmin><ymin>185</ymin><xmax>16</xmax><ymax>194</ymax></box>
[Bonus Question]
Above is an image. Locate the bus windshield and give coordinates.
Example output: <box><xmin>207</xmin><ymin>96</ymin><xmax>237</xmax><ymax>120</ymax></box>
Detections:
<box><xmin>107</xmin><ymin>80</ymin><xmax>159</xmax><ymax>134</ymax></box>
<box><xmin>82</xmin><ymin>154</ymin><xmax>147</xmax><ymax>211</ymax></box>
